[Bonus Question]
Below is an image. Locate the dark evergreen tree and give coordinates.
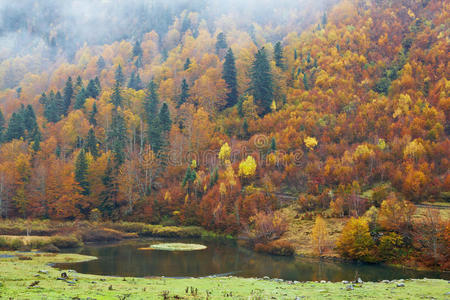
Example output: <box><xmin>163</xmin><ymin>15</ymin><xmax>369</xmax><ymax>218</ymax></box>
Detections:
<box><xmin>89</xmin><ymin>102</ymin><xmax>98</xmax><ymax>126</ymax></box>
<box><xmin>115</xmin><ymin>65</ymin><xmax>125</xmax><ymax>86</ymax></box>
<box><xmin>75</xmin><ymin>149</ymin><xmax>90</xmax><ymax>196</ymax></box>
<box><xmin>38</xmin><ymin>92</ymin><xmax>48</xmax><ymax>105</ymax></box>
<box><xmin>132</xmin><ymin>40</ymin><xmax>143</xmax><ymax>57</ymax></box>
<box><xmin>322</xmin><ymin>12</ymin><xmax>327</xmax><ymax>26</ymax></box>
<box><xmin>182</xmin><ymin>165</ymin><xmax>196</xmax><ymax>193</ymax></box>
<box><xmin>111</xmin><ymin>82</ymin><xmax>122</xmax><ymax>108</ymax></box>
<box><xmin>222</xmin><ymin>48</ymin><xmax>238</xmax><ymax>109</ymax></box>
<box><xmin>5</xmin><ymin>112</ymin><xmax>25</xmax><ymax>141</ymax></box>
<box><xmin>99</xmin><ymin>157</ymin><xmax>119</xmax><ymax>219</ymax></box>
<box><xmin>242</xmin><ymin>118</ymin><xmax>249</xmax><ymax>139</ymax></box>
<box><xmin>294</xmin><ymin>49</ymin><xmax>298</xmax><ymax>60</ymax></box>
<box><xmin>32</xmin><ymin>130</ymin><xmax>41</xmax><ymax>152</ymax></box>
<box><xmin>184</xmin><ymin>58</ymin><xmax>191</xmax><ymax>70</ymax></box>
<box><xmin>16</xmin><ymin>87</ymin><xmax>22</xmax><ymax>98</ymax></box>
<box><xmin>44</xmin><ymin>92</ymin><xmax>60</xmax><ymax>123</ymax></box>
<box><xmin>23</xmin><ymin>105</ymin><xmax>40</xmax><ymax>142</ymax></box>
<box><xmin>75</xmin><ymin>76</ymin><xmax>83</xmax><ymax>88</ymax></box>
<box><xmin>55</xmin><ymin>144</ymin><xmax>61</xmax><ymax>158</ymax></box>
<box><xmin>215</xmin><ymin>32</ymin><xmax>228</xmax><ymax>54</ymax></box>
<box><xmin>209</xmin><ymin>167</ymin><xmax>218</xmax><ymax>188</ymax></box>
<box><xmin>250</xmin><ymin>47</ymin><xmax>273</xmax><ymax>116</ymax></box>
<box><xmin>85</xmin><ymin>128</ymin><xmax>99</xmax><ymax>158</ymax></box>
<box><xmin>270</xmin><ymin>137</ymin><xmax>276</xmax><ymax>152</ymax></box>
<box><xmin>55</xmin><ymin>91</ymin><xmax>64</xmax><ymax>117</ymax></box>
<box><xmin>237</xmin><ymin>96</ymin><xmax>244</xmax><ymax>117</ymax></box>
<box><xmin>145</xmin><ymin>81</ymin><xmax>162</xmax><ymax>153</ymax></box>
<box><xmin>63</xmin><ymin>76</ymin><xmax>73</xmax><ymax>115</ymax></box>
<box><xmin>86</xmin><ymin>79</ymin><xmax>99</xmax><ymax>99</ymax></box>
<box><xmin>128</xmin><ymin>71</ymin><xmax>137</xmax><ymax>89</ymax></box>
<box><xmin>303</xmin><ymin>73</ymin><xmax>309</xmax><ymax>90</ymax></box>
<box><xmin>97</xmin><ymin>56</ymin><xmax>106</xmax><ymax>70</ymax></box>
<box><xmin>107</xmin><ymin>109</ymin><xmax>127</xmax><ymax>165</ymax></box>
<box><xmin>274</xmin><ymin>42</ymin><xmax>285</xmax><ymax>69</ymax></box>
<box><xmin>74</xmin><ymin>87</ymin><xmax>87</xmax><ymax>110</ymax></box>
<box><xmin>94</xmin><ymin>77</ymin><xmax>101</xmax><ymax>92</ymax></box>
<box><xmin>159</xmin><ymin>103</ymin><xmax>172</xmax><ymax>133</ymax></box>
<box><xmin>135</xmin><ymin>73</ymin><xmax>143</xmax><ymax>90</ymax></box>
<box><xmin>177</xmin><ymin>79</ymin><xmax>190</xmax><ymax>108</ymax></box>
<box><xmin>23</xmin><ymin>105</ymin><xmax>37</xmax><ymax>134</ymax></box>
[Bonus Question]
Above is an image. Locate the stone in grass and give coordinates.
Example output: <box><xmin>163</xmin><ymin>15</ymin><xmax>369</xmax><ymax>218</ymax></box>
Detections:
<box><xmin>381</xmin><ymin>280</ymin><xmax>390</xmax><ymax>283</ymax></box>
<box><xmin>396</xmin><ymin>283</ymin><xmax>405</xmax><ymax>287</ymax></box>
<box><xmin>342</xmin><ymin>280</ymin><xmax>349</xmax><ymax>284</ymax></box>
<box><xmin>38</xmin><ymin>270</ymin><xmax>49</xmax><ymax>275</ymax></box>
<box><xmin>346</xmin><ymin>285</ymin><xmax>354</xmax><ymax>291</ymax></box>
<box><xmin>357</xmin><ymin>277</ymin><xmax>363</xmax><ymax>284</ymax></box>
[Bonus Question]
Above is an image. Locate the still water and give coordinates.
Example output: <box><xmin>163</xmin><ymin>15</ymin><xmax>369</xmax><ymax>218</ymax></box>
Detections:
<box><xmin>58</xmin><ymin>238</ymin><xmax>449</xmax><ymax>282</ymax></box>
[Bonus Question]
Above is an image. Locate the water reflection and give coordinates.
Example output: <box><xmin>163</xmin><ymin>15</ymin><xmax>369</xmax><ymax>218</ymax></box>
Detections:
<box><xmin>58</xmin><ymin>238</ymin><xmax>449</xmax><ymax>282</ymax></box>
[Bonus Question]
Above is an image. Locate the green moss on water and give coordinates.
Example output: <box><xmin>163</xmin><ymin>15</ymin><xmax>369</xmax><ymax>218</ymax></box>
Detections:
<box><xmin>0</xmin><ymin>251</ymin><xmax>448</xmax><ymax>299</ymax></box>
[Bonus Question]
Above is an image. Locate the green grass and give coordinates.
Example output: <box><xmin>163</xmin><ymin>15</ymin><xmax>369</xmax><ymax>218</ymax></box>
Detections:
<box><xmin>0</xmin><ymin>251</ymin><xmax>448</xmax><ymax>299</ymax></box>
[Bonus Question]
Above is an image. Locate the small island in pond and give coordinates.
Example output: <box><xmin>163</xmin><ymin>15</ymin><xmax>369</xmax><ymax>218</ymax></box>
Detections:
<box><xmin>139</xmin><ymin>243</ymin><xmax>207</xmax><ymax>251</ymax></box>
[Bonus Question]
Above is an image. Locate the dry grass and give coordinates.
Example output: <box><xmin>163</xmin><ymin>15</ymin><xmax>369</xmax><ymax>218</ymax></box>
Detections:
<box><xmin>278</xmin><ymin>206</ymin><xmax>346</xmax><ymax>257</ymax></box>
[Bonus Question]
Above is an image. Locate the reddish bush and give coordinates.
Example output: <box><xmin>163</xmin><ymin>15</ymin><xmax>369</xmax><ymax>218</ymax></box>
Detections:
<box><xmin>255</xmin><ymin>240</ymin><xmax>295</xmax><ymax>256</ymax></box>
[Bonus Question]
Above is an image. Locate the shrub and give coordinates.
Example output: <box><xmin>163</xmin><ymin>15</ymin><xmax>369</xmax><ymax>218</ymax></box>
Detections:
<box><xmin>249</xmin><ymin>211</ymin><xmax>287</xmax><ymax>242</ymax></box>
<box><xmin>50</xmin><ymin>235</ymin><xmax>82</xmax><ymax>248</ymax></box>
<box><xmin>255</xmin><ymin>240</ymin><xmax>295</xmax><ymax>256</ymax></box>
<box><xmin>39</xmin><ymin>244</ymin><xmax>61</xmax><ymax>253</ymax></box>
<box><xmin>336</xmin><ymin>217</ymin><xmax>377</xmax><ymax>262</ymax></box>
<box><xmin>378</xmin><ymin>232</ymin><xmax>404</xmax><ymax>261</ymax></box>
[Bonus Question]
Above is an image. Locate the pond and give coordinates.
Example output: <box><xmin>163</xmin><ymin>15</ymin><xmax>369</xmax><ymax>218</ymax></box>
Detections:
<box><xmin>58</xmin><ymin>238</ymin><xmax>449</xmax><ymax>282</ymax></box>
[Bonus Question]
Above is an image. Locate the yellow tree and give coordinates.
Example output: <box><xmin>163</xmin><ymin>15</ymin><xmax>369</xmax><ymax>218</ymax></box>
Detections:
<box><xmin>312</xmin><ymin>215</ymin><xmax>329</xmax><ymax>255</ymax></box>
<box><xmin>238</xmin><ymin>156</ymin><xmax>257</xmax><ymax>178</ymax></box>
<box><xmin>218</xmin><ymin>142</ymin><xmax>231</xmax><ymax>162</ymax></box>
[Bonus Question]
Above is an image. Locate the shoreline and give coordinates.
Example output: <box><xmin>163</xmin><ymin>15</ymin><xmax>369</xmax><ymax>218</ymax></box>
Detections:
<box><xmin>0</xmin><ymin>251</ymin><xmax>449</xmax><ymax>299</ymax></box>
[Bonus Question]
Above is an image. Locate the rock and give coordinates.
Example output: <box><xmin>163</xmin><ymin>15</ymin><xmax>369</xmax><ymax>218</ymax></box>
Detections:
<box><xmin>320</xmin><ymin>280</ymin><xmax>326</xmax><ymax>283</ymax></box>
<box><xmin>397</xmin><ymin>279</ymin><xmax>404</xmax><ymax>283</ymax></box>
<box><xmin>274</xmin><ymin>278</ymin><xmax>284</xmax><ymax>283</ymax></box>
<box><xmin>445</xmin><ymin>292</ymin><xmax>450</xmax><ymax>295</ymax></box>
<box><xmin>346</xmin><ymin>285</ymin><xmax>354</xmax><ymax>291</ymax></box>
<box><xmin>293</xmin><ymin>281</ymin><xmax>300</xmax><ymax>284</ymax></box>
<box><xmin>396</xmin><ymin>283</ymin><xmax>405</xmax><ymax>287</ymax></box>
<box><xmin>357</xmin><ymin>277</ymin><xmax>363</xmax><ymax>284</ymax></box>
<box><xmin>38</xmin><ymin>270</ymin><xmax>49</xmax><ymax>275</ymax></box>
<box><xmin>342</xmin><ymin>280</ymin><xmax>349</xmax><ymax>284</ymax></box>
<box><xmin>381</xmin><ymin>280</ymin><xmax>390</xmax><ymax>283</ymax></box>
<box><xmin>263</xmin><ymin>276</ymin><xmax>270</xmax><ymax>280</ymax></box>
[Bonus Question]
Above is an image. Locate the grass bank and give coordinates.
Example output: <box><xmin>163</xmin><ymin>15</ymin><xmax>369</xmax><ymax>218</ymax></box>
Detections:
<box><xmin>0</xmin><ymin>219</ymin><xmax>221</xmax><ymax>251</ymax></box>
<box><xmin>0</xmin><ymin>251</ymin><xmax>448</xmax><ymax>299</ymax></box>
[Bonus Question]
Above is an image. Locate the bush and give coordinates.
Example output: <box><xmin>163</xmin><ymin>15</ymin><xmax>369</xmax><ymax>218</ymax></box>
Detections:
<box><xmin>79</xmin><ymin>228</ymin><xmax>124</xmax><ymax>242</ymax></box>
<box><xmin>39</xmin><ymin>244</ymin><xmax>61</xmax><ymax>253</ymax></box>
<box><xmin>378</xmin><ymin>232</ymin><xmax>404</xmax><ymax>261</ymax></box>
<box><xmin>50</xmin><ymin>235</ymin><xmax>82</xmax><ymax>248</ymax></box>
<box><xmin>336</xmin><ymin>217</ymin><xmax>377</xmax><ymax>262</ymax></box>
<box><xmin>255</xmin><ymin>240</ymin><xmax>295</xmax><ymax>256</ymax></box>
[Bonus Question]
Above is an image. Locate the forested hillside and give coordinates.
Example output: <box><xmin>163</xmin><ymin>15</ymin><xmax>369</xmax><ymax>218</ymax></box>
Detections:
<box><xmin>0</xmin><ymin>0</ymin><xmax>448</xmax><ymax>267</ymax></box>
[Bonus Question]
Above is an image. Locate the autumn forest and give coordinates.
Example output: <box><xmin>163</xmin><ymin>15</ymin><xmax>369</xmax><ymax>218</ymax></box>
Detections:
<box><xmin>0</xmin><ymin>0</ymin><xmax>448</xmax><ymax>270</ymax></box>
